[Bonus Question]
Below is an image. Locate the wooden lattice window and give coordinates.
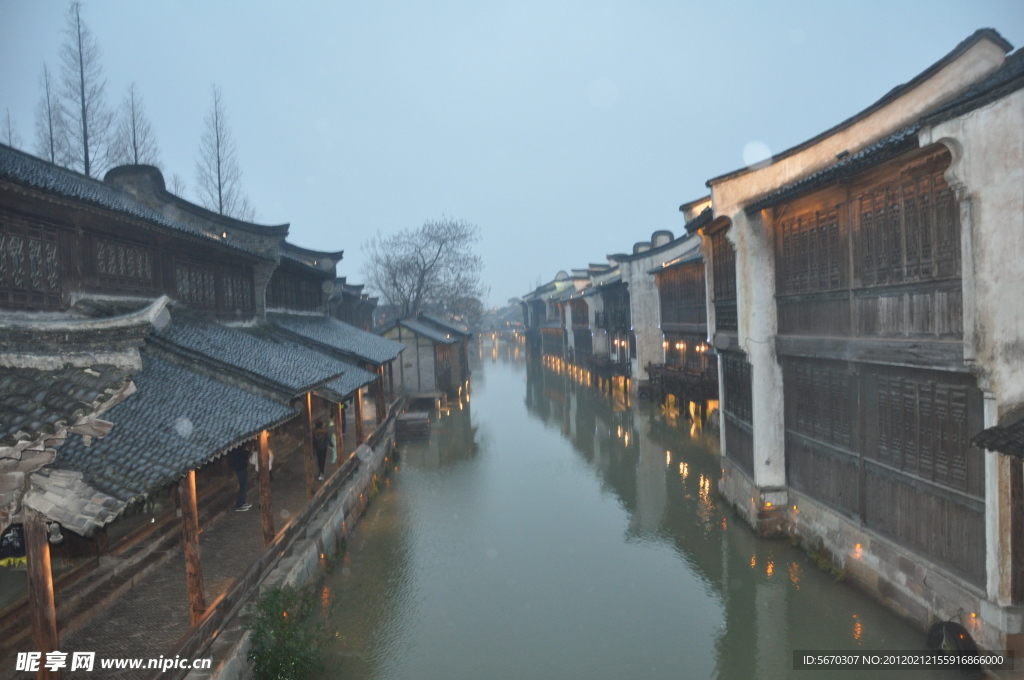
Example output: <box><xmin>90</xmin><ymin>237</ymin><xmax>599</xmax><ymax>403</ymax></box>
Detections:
<box><xmin>0</xmin><ymin>213</ymin><xmax>61</xmax><ymax>309</ymax></box>
<box><xmin>785</xmin><ymin>360</ymin><xmax>852</xmax><ymax>450</ymax></box>
<box><xmin>221</xmin><ymin>269</ymin><xmax>255</xmax><ymax>319</ymax></box>
<box><xmin>722</xmin><ymin>352</ymin><xmax>752</xmax><ymax>424</ymax></box>
<box><xmin>657</xmin><ymin>261</ymin><xmax>706</xmax><ymax>326</ymax></box>
<box><xmin>875</xmin><ymin>376</ymin><xmax>977</xmax><ymax>495</ymax></box>
<box><xmin>174</xmin><ymin>261</ymin><xmax>217</xmax><ymax>310</ymax></box>
<box><xmin>94</xmin><ymin>237</ymin><xmax>154</xmax><ymax>291</ymax></box>
<box><xmin>569</xmin><ymin>298</ymin><xmax>589</xmax><ymax>328</ymax></box>
<box><xmin>602</xmin><ymin>284</ymin><xmax>630</xmax><ymax>331</ymax></box>
<box><xmin>267</xmin><ymin>269</ymin><xmax>322</xmax><ymax>312</ymax></box>
<box><xmin>778</xmin><ymin>209</ymin><xmax>842</xmax><ymax>294</ymax></box>
<box><xmin>711</xmin><ymin>230</ymin><xmax>736</xmax><ymax>301</ymax></box>
<box><xmin>856</xmin><ymin>167</ymin><xmax>959</xmax><ymax>286</ymax></box>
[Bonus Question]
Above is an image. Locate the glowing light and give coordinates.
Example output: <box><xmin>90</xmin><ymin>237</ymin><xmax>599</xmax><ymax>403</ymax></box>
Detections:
<box><xmin>766</xmin><ymin>560</ymin><xmax>774</xmax><ymax>576</ymax></box>
<box><xmin>853</xmin><ymin>621</ymin><xmax>863</xmax><ymax>641</ymax></box>
<box><xmin>665</xmin><ymin>451</ymin><xmax>671</xmax><ymax>467</ymax></box>
<box><xmin>750</xmin><ymin>555</ymin><xmax>757</xmax><ymax>568</ymax></box>
<box><xmin>789</xmin><ymin>562</ymin><xmax>801</xmax><ymax>589</ymax></box>
<box><xmin>766</xmin><ymin>502</ymin><xmax>773</xmax><ymax>507</ymax></box>
<box><xmin>853</xmin><ymin>543</ymin><xmax>862</xmax><ymax>559</ymax></box>
<box><xmin>679</xmin><ymin>462</ymin><xmax>689</xmax><ymax>480</ymax></box>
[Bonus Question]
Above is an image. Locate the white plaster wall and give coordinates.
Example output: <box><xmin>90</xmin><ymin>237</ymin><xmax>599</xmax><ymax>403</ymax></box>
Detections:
<box><xmin>731</xmin><ymin>211</ymin><xmax>786</xmax><ymax>489</ymax></box>
<box><xmin>710</xmin><ymin>39</ymin><xmax>1006</xmax><ymax>217</ymax></box>
<box><xmin>620</xmin><ymin>238</ymin><xmax>701</xmax><ymax>390</ymax></box>
<box><xmin>924</xmin><ymin>88</ymin><xmax>1024</xmax><ymax>413</ymax></box>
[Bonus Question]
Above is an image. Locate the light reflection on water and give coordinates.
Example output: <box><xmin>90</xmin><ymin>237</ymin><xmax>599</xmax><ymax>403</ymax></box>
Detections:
<box><xmin>322</xmin><ymin>339</ymin><xmax>959</xmax><ymax>680</ymax></box>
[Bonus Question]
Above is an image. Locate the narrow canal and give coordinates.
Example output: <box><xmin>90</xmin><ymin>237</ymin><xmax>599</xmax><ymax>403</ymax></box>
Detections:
<box><xmin>323</xmin><ymin>338</ymin><xmax>958</xmax><ymax>680</ymax></box>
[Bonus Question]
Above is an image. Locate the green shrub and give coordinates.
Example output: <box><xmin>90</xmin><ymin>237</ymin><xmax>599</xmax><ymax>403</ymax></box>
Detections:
<box><xmin>247</xmin><ymin>586</ymin><xmax>325</xmax><ymax>680</ymax></box>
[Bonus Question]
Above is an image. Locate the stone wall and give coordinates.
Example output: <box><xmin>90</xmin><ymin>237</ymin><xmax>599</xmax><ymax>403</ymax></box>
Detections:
<box><xmin>187</xmin><ymin>428</ymin><xmax>396</xmax><ymax>680</ymax></box>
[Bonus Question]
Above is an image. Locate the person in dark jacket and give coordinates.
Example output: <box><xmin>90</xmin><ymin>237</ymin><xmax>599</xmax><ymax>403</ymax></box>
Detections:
<box><xmin>313</xmin><ymin>420</ymin><xmax>329</xmax><ymax>481</ymax></box>
<box><xmin>227</xmin><ymin>446</ymin><xmax>251</xmax><ymax>511</ymax></box>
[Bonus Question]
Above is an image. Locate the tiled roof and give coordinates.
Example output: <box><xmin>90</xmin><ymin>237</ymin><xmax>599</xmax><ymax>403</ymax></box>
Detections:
<box><xmin>682</xmin><ymin>207</ymin><xmax>714</xmax><ymax>234</ymax></box>
<box><xmin>55</xmin><ymin>353</ymin><xmax>296</xmax><ymax>502</ymax></box>
<box><xmin>745</xmin><ymin>125</ymin><xmax>920</xmax><ymax>213</ymax></box>
<box><xmin>649</xmin><ymin>248</ymin><xmax>703</xmax><ymax>275</ymax></box>
<box><xmin>396</xmin><ymin>318</ymin><xmax>460</xmax><ymax>345</ymax></box>
<box><xmin>319</xmin><ymin>366</ymin><xmax>378</xmax><ymax>402</ymax></box>
<box><xmin>418</xmin><ymin>313</ymin><xmax>471</xmax><ymax>337</ymax></box>
<box><xmin>922</xmin><ymin>48</ymin><xmax>1024</xmax><ymax>125</ymax></box>
<box><xmin>269</xmin><ymin>313</ymin><xmax>404</xmax><ymax>365</ymax></box>
<box><xmin>0</xmin><ymin>145</ymin><xmax>267</xmax><ymax>259</ymax></box>
<box><xmin>154</xmin><ymin>314</ymin><xmax>351</xmax><ymax>397</ymax></box>
<box><xmin>0</xmin><ymin>365</ymin><xmax>133</xmax><ymax>448</ymax></box>
<box><xmin>972</xmin><ymin>416</ymin><xmax>1024</xmax><ymax>459</ymax></box>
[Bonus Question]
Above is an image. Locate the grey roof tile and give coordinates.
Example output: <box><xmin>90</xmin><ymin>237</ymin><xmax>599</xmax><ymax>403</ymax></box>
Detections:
<box><xmin>155</xmin><ymin>314</ymin><xmax>352</xmax><ymax>396</ymax></box>
<box><xmin>0</xmin><ymin>365</ymin><xmax>133</xmax><ymax>447</ymax></box>
<box><xmin>972</xmin><ymin>416</ymin><xmax>1024</xmax><ymax>459</ymax></box>
<box><xmin>269</xmin><ymin>313</ymin><xmax>404</xmax><ymax>365</ymax></box>
<box><xmin>745</xmin><ymin>125</ymin><xmax>921</xmax><ymax>213</ymax></box>
<box><xmin>0</xmin><ymin>145</ymin><xmax>267</xmax><ymax>259</ymax></box>
<box><xmin>395</xmin><ymin>318</ymin><xmax>460</xmax><ymax>345</ymax></box>
<box><xmin>54</xmin><ymin>353</ymin><xmax>296</xmax><ymax>502</ymax></box>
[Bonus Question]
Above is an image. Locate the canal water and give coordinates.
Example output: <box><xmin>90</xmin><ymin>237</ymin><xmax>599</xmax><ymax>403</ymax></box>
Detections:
<box><xmin>322</xmin><ymin>339</ymin><xmax>958</xmax><ymax>680</ymax></box>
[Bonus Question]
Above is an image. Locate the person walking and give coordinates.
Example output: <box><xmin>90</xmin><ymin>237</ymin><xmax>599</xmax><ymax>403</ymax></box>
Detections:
<box><xmin>227</xmin><ymin>446</ymin><xmax>251</xmax><ymax>511</ymax></box>
<box><xmin>313</xmin><ymin>420</ymin><xmax>329</xmax><ymax>481</ymax></box>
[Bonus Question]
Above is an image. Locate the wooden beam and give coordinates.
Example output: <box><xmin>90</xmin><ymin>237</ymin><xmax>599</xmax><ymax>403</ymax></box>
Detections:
<box><xmin>25</xmin><ymin>508</ymin><xmax>59</xmax><ymax>680</ymax></box>
<box><xmin>257</xmin><ymin>431</ymin><xmax>274</xmax><ymax>547</ymax></box>
<box><xmin>179</xmin><ymin>470</ymin><xmax>206</xmax><ymax>627</ymax></box>
<box><xmin>304</xmin><ymin>393</ymin><xmax>316</xmax><ymax>500</ymax></box>
<box><xmin>354</xmin><ymin>389</ymin><xmax>365</xmax><ymax>445</ymax></box>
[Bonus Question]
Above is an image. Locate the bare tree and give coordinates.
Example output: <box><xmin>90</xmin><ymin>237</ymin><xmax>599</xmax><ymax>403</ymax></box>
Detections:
<box><xmin>362</xmin><ymin>218</ymin><xmax>485</xmax><ymax>318</ymax></box>
<box><xmin>34</xmin><ymin>63</ymin><xmax>70</xmax><ymax>164</ymax></box>
<box><xmin>195</xmin><ymin>85</ymin><xmax>253</xmax><ymax>219</ymax></box>
<box><xmin>110</xmin><ymin>82</ymin><xmax>159</xmax><ymax>167</ymax></box>
<box><xmin>60</xmin><ymin>2</ymin><xmax>113</xmax><ymax>177</ymax></box>
<box><xmin>3</xmin><ymin>109</ymin><xmax>22</xmax><ymax>149</ymax></box>
<box><xmin>168</xmin><ymin>172</ymin><xmax>187</xmax><ymax>196</ymax></box>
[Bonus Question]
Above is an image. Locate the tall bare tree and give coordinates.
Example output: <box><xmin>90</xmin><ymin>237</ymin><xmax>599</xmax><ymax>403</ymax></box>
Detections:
<box><xmin>168</xmin><ymin>172</ymin><xmax>187</xmax><ymax>196</ymax></box>
<box><xmin>60</xmin><ymin>2</ymin><xmax>113</xmax><ymax>177</ymax></box>
<box><xmin>34</xmin><ymin>63</ymin><xmax>70</xmax><ymax>165</ymax></box>
<box><xmin>363</xmin><ymin>218</ymin><xmax>485</xmax><ymax>318</ymax></box>
<box><xmin>110</xmin><ymin>82</ymin><xmax>160</xmax><ymax>167</ymax></box>
<box><xmin>3</xmin><ymin>109</ymin><xmax>22</xmax><ymax>149</ymax></box>
<box><xmin>195</xmin><ymin>85</ymin><xmax>254</xmax><ymax>219</ymax></box>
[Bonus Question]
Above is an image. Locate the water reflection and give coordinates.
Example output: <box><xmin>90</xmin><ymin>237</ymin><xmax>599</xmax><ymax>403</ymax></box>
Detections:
<box><xmin>323</xmin><ymin>337</ymin><xmax>958</xmax><ymax>680</ymax></box>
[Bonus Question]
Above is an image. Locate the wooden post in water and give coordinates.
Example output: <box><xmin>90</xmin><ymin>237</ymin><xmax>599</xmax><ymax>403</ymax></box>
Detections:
<box><xmin>179</xmin><ymin>469</ymin><xmax>206</xmax><ymax>626</ymax></box>
<box><xmin>354</xmin><ymin>389</ymin><xmax>365</xmax><ymax>445</ymax></box>
<box><xmin>304</xmin><ymin>393</ymin><xmax>316</xmax><ymax>499</ymax></box>
<box><xmin>257</xmin><ymin>431</ymin><xmax>274</xmax><ymax>546</ymax></box>
<box><xmin>25</xmin><ymin>508</ymin><xmax>60</xmax><ymax>680</ymax></box>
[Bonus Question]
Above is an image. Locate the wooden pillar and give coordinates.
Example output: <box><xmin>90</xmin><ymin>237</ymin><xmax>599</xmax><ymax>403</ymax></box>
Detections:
<box><xmin>354</xmin><ymin>390</ymin><xmax>365</xmax><ymax>445</ymax></box>
<box><xmin>257</xmin><ymin>431</ymin><xmax>274</xmax><ymax>546</ymax></box>
<box><xmin>25</xmin><ymin>508</ymin><xmax>59</xmax><ymax>680</ymax></box>
<box><xmin>375</xmin><ymin>366</ymin><xmax>386</xmax><ymax>424</ymax></box>
<box><xmin>179</xmin><ymin>470</ymin><xmax>205</xmax><ymax>627</ymax></box>
<box><xmin>387</xmin><ymin>362</ymin><xmax>394</xmax><ymax>403</ymax></box>
<box><xmin>304</xmin><ymin>393</ymin><xmax>316</xmax><ymax>500</ymax></box>
<box><xmin>334</xmin><ymin>403</ymin><xmax>345</xmax><ymax>464</ymax></box>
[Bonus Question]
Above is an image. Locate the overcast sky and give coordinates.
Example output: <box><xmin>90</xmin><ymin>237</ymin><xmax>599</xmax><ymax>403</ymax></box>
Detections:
<box><xmin>1</xmin><ymin>1</ymin><xmax>1021</xmax><ymax>305</ymax></box>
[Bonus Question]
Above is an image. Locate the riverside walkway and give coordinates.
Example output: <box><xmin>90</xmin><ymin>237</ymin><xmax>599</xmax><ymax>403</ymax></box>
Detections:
<box><xmin>0</xmin><ymin>405</ymin><xmax>378</xmax><ymax>680</ymax></box>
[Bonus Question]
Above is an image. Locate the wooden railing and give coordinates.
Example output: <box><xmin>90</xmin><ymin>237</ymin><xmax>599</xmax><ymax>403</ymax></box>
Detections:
<box><xmin>148</xmin><ymin>395</ymin><xmax>406</xmax><ymax>680</ymax></box>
